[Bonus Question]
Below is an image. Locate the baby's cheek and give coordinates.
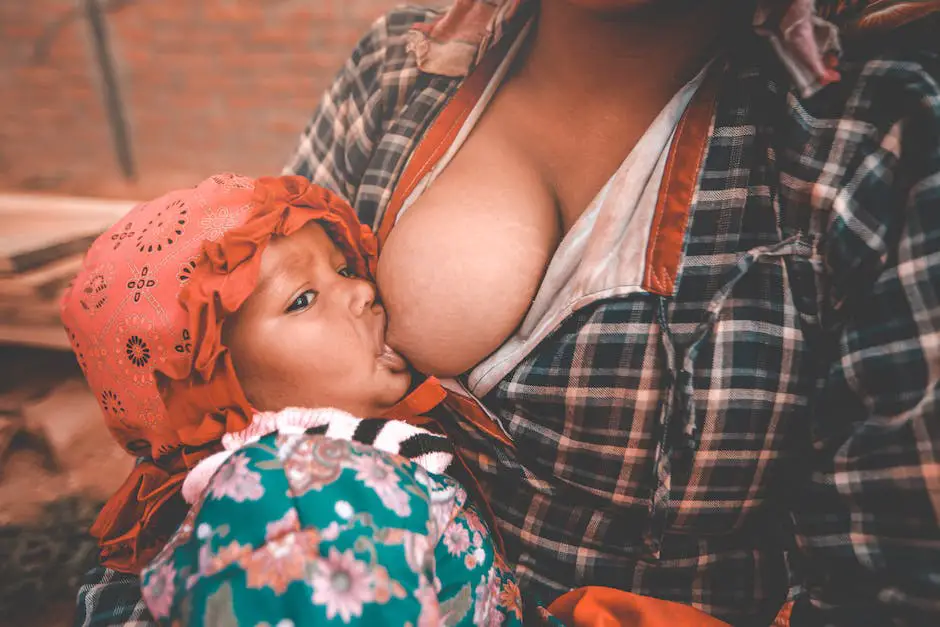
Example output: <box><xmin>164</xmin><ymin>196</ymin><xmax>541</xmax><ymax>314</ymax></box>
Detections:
<box><xmin>231</xmin><ymin>334</ymin><xmax>309</xmax><ymax>410</ymax></box>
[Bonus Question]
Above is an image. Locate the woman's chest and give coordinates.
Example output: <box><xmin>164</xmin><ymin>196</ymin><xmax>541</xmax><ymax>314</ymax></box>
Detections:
<box><xmin>376</xmin><ymin>127</ymin><xmax>559</xmax><ymax>376</ymax></box>
<box><xmin>377</xmin><ymin>79</ymin><xmax>677</xmax><ymax>378</ymax></box>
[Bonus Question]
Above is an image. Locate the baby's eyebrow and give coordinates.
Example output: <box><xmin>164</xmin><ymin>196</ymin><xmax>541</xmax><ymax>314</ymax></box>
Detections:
<box><xmin>253</xmin><ymin>263</ymin><xmax>297</xmax><ymax>301</ymax></box>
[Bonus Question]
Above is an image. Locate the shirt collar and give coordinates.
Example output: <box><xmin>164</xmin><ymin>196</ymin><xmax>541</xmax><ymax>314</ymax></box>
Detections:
<box><xmin>405</xmin><ymin>1</ymin><xmax>922</xmax><ymax>99</ymax></box>
<box><xmin>406</xmin><ymin>0</ymin><xmax>528</xmax><ymax>77</ymax></box>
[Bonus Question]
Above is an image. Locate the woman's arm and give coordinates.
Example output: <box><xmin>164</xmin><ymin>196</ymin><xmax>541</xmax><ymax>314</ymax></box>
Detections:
<box><xmin>281</xmin><ymin>7</ymin><xmax>436</xmax><ymax>208</ymax></box>
<box><xmin>791</xmin><ymin>56</ymin><xmax>940</xmax><ymax>625</ymax></box>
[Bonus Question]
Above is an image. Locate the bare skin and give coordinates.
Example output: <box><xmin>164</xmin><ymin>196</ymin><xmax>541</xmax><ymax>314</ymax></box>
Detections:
<box><xmin>378</xmin><ymin>0</ymin><xmax>727</xmax><ymax>377</ymax></box>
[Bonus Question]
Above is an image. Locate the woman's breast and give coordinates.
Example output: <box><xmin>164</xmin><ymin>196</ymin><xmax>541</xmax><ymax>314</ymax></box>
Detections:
<box><xmin>377</xmin><ymin>144</ymin><xmax>560</xmax><ymax>377</ymax></box>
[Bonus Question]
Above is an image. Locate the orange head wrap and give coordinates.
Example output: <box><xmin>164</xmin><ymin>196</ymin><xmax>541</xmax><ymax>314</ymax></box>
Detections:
<box><xmin>60</xmin><ymin>174</ymin><xmax>377</xmax><ymax>573</ymax></box>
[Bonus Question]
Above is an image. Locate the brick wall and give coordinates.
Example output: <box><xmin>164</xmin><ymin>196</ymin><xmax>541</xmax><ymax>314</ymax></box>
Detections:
<box><xmin>0</xmin><ymin>0</ymin><xmax>439</xmax><ymax>199</ymax></box>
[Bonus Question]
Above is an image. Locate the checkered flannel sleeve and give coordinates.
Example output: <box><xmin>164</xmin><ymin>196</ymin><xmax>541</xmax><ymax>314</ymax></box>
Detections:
<box><xmin>280</xmin><ymin>13</ymin><xmax>387</xmax><ymax>202</ymax></box>
<box><xmin>791</xmin><ymin>67</ymin><xmax>940</xmax><ymax>625</ymax></box>
<box><xmin>74</xmin><ymin>566</ymin><xmax>153</xmax><ymax>627</ymax></box>
<box><xmin>281</xmin><ymin>8</ymin><xmax>436</xmax><ymax>206</ymax></box>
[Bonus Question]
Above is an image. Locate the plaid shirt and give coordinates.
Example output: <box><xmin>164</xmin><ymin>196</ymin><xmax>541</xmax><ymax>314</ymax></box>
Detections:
<box><xmin>74</xmin><ymin>567</ymin><xmax>154</xmax><ymax>627</ymax></box>
<box><xmin>74</xmin><ymin>2</ymin><xmax>940</xmax><ymax>625</ymax></box>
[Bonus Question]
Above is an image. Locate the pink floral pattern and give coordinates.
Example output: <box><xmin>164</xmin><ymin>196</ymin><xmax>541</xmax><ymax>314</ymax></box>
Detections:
<box><xmin>209</xmin><ymin>540</ymin><xmax>251</xmax><ymax>574</ymax></box>
<box><xmin>415</xmin><ymin>579</ymin><xmax>441</xmax><ymax>627</ymax></box>
<box><xmin>402</xmin><ymin>531</ymin><xmax>431</xmax><ymax>575</ymax></box>
<box><xmin>207</xmin><ymin>453</ymin><xmax>264</xmax><ymax>502</ymax></box>
<box><xmin>283</xmin><ymin>437</ymin><xmax>350</xmax><ymax>496</ymax></box>
<box><xmin>265</xmin><ymin>508</ymin><xmax>301</xmax><ymax>541</ymax></box>
<box><xmin>311</xmin><ymin>547</ymin><xmax>375</xmax><ymax>622</ymax></box>
<box><xmin>140</xmin><ymin>433</ymin><xmax>528</xmax><ymax>626</ymax></box>
<box><xmin>242</xmin><ymin>530</ymin><xmax>321</xmax><ymax>594</ymax></box>
<box><xmin>443</xmin><ymin>523</ymin><xmax>471</xmax><ymax>556</ymax></box>
<box><xmin>140</xmin><ymin>560</ymin><xmax>176</xmax><ymax>619</ymax></box>
<box><xmin>372</xmin><ymin>564</ymin><xmax>407</xmax><ymax>605</ymax></box>
<box><xmin>353</xmin><ymin>454</ymin><xmax>411</xmax><ymax>516</ymax></box>
<box><xmin>473</xmin><ymin>569</ymin><xmax>502</xmax><ymax>626</ymax></box>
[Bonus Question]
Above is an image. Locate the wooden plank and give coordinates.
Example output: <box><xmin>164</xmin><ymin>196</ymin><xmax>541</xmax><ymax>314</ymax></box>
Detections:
<box><xmin>0</xmin><ymin>299</ymin><xmax>63</xmax><ymax>327</ymax></box>
<box><xmin>0</xmin><ymin>216</ymin><xmax>107</xmax><ymax>276</ymax></box>
<box><xmin>0</xmin><ymin>193</ymin><xmax>138</xmax><ymax>219</ymax></box>
<box><xmin>0</xmin><ymin>233</ymin><xmax>97</xmax><ymax>276</ymax></box>
<box><xmin>0</xmin><ymin>258</ymin><xmax>76</xmax><ymax>327</ymax></box>
<box><xmin>0</xmin><ymin>254</ymin><xmax>83</xmax><ymax>301</ymax></box>
<box><xmin>0</xmin><ymin>324</ymin><xmax>70</xmax><ymax>350</ymax></box>
<box><xmin>0</xmin><ymin>193</ymin><xmax>137</xmax><ymax>276</ymax></box>
<box><xmin>0</xmin><ymin>193</ymin><xmax>139</xmax><ymax>351</ymax></box>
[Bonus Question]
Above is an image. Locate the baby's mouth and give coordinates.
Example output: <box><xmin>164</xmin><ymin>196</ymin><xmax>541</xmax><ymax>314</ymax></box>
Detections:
<box><xmin>378</xmin><ymin>343</ymin><xmax>408</xmax><ymax>373</ymax></box>
<box><xmin>375</xmin><ymin>310</ymin><xmax>408</xmax><ymax>373</ymax></box>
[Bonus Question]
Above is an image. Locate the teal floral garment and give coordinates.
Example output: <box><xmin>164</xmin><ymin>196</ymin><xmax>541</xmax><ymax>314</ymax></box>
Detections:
<box><xmin>140</xmin><ymin>433</ymin><xmax>526</xmax><ymax>626</ymax></box>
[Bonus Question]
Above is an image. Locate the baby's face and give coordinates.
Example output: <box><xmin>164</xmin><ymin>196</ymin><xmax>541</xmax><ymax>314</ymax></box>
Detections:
<box><xmin>224</xmin><ymin>222</ymin><xmax>411</xmax><ymax>417</ymax></box>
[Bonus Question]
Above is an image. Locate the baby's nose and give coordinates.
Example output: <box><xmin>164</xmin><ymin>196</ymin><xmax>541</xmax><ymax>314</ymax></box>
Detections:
<box><xmin>347</xmin><ymin>278</ymin><xmax>376</xmax><ymax>316</ymax></box>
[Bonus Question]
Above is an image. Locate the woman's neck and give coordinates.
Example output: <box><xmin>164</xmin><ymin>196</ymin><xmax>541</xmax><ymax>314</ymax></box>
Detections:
<box><xmin>517</xmin><ymin>0</ymin><xmax>729</xmax><ymax>105</ymax></box>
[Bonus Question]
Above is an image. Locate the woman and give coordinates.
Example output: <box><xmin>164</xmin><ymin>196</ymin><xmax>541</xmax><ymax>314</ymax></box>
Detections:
<box><xmin>77</xmin><ymin>1</ymin><xmax>940</xmax><ymax>625</ymax></box>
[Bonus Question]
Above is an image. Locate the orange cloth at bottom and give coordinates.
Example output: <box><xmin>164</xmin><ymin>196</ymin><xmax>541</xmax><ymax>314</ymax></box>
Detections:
<box><xmin>548</xmin><ymin>587</ymin><xmax>731</xmax><ymax>627</ymax></box>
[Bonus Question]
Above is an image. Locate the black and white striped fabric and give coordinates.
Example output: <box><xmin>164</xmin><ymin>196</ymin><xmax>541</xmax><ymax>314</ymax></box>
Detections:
<box><xmin>304</xmin><ymin>415</ymin><xmax>454</xmax><ymax>475</ymax></box>
<box><xmin>181</xmin><ymin>407</ymin><xmax>454</xmax><ymax>505</ymax></box>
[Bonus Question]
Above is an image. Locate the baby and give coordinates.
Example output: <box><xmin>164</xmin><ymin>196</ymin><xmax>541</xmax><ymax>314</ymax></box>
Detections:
<box><xmin>60</xmin><ymin>174</ymin><xmax>525</xmax><ymax>626</ymax></box>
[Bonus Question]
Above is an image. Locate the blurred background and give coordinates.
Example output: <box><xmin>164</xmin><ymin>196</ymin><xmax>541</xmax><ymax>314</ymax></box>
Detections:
<box><xmin>0</xmin><ymin>1</ymin><xmax>434</xmax><ymax>624</ymax></box>
<box><xmin>3</xmin><ymin>0</ymin><xmax>436</xmax><ymax>197</ymax></box>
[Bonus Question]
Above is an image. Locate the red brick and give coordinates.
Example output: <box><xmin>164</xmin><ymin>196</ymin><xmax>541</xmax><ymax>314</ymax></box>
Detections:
<box><xmin>0</xmin><ymin>0</ymin><xmax>438</xmax><ymax>197</ymax></box>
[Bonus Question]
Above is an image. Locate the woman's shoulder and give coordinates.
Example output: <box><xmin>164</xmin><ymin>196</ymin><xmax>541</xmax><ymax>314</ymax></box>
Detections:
<box><xmin>785</xmin><ymin>11</ymin><xmax>940</xmax><ymax>139</ymax></box>
<box><xmin>777</xmin><ymin>12</ymin><xmax>940</xmax><ymax>313</ymax></box>
<box><xmin>282</xmin><ymin>5</ymin><xmax>452</xmax><ymax>202</ymax></box>
<box><xmin>837</xmin><ymin>6</ymin><xmax>940</xmax><ymax>86</ymax></box>
<box><xmin>382</xmin><ymin>4</ymin><xmax>447</xmax><ymax>33</ymax></box>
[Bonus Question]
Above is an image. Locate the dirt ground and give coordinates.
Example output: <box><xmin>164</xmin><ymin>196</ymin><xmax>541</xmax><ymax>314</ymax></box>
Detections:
<box><xmin>0</xmin><ymin>346</ymin><xmax>134</xmax><ymax>626</ymax></box>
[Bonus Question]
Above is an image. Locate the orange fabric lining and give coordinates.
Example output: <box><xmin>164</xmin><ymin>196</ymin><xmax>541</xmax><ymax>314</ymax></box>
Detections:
<box><xmin>772</xmin><ymin>601</ymin><xmax>794</xmax><ymax>627</ymax></box>
<box><xmin>547</xmin><ymin>587</ymin><xmax>794</xmax><ymax>626</ymax></box>
<box><xmin>642</xmin><ymin>63</ymin><xmax>721</xmax><ymax>297</ymax></box>
<box><xmin>381</xmin><ymin>376</ymin><xmax>448</xmax><ymax>425</ymax></box>
<box><xmin>376</xmin><ymin>25</ymin><xmax>515</xmax><ymax>245</ymax></box>
<box><xmin>548</xmin><ymin>587</ymin><xmax>731</xmax><ymax>627</ymax></box>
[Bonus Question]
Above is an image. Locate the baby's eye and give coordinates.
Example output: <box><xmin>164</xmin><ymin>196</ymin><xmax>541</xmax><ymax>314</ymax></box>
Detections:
<box><xmin>338</xmin><ymin>266</ymin><xmax>356</xmax><ymax>278</ymax></box>
<box><xmin>286</xmin><ymin>289</ymin><xmax>317</xmax><ymax>313</ymax></box>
